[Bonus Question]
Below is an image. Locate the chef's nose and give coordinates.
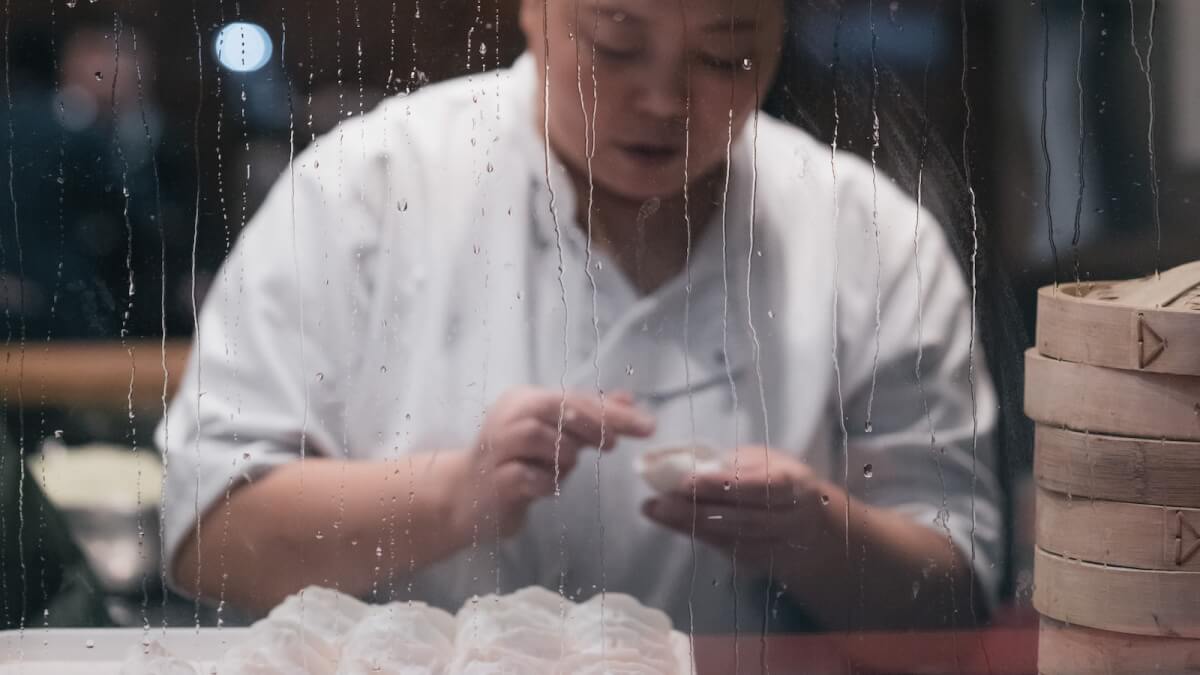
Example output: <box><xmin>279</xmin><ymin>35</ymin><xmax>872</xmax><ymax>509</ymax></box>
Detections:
<box><xmin>632</xmin><ymin>57</ymin><xmax>689</xmax><ymax>125</ymax></box>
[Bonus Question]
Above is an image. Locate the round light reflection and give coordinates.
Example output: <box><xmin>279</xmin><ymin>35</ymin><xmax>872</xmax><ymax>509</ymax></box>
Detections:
<box><xmin>214</xmin><ymin>22</ymin><xmax>273</xmax><ymax>73</ymax></box>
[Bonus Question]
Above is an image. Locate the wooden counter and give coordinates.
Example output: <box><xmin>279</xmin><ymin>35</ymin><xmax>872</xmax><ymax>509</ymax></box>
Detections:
<box><xmin>0</xmin><ymin>339</ymin><xmax>190</xmax><ymax>413</ymax></box>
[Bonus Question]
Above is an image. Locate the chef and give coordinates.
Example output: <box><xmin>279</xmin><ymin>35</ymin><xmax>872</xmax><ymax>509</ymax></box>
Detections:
<box><xmin>160</xmin><ymin>0</ymin><xmax>1002</xmax><ymax>634</ymax></box>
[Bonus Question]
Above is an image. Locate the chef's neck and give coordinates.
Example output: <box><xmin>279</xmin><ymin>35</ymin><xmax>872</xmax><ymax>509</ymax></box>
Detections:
<box><xmin>567</xmin><ymin>166</ymin><xmax>723</xmax><ymax>296</ymax></box>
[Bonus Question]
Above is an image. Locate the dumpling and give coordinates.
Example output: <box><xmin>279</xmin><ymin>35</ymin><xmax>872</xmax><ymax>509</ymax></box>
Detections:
<box><xmin>336</xmin><ymin>602</ymin><xmax>456</xmax><ymax>675</ymax></box>
<box><xmin>456</xmin><ymin>590</ymin><xmax>568</xmax><ymax>662</ymax></box>
<box><xmin>446</xmin><ymin>645</ymin><xmax>556</xmax><ymax>675</ymax></box>
<box><xmin>218</xmin><ymin>623</ymin><xmax>338</xmax><ymax>675</ymax></box>
<box><xmin>120</xmin><ymin>641</ymin><xmax>199</xmax><ymax>675</ymax></box>
<box><xmin>634</xmin><ymin>445</ymin><xmax>728</xmax><ymax>494</ymax></box>
<box><xmin>565</xmin><ymin>594</ymin><xmax>675</xmax><ymax>668</ymax></box>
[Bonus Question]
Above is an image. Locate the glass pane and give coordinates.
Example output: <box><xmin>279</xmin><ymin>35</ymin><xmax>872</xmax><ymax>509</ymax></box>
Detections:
<box><xmin>0</xmin><ymin>1</ymin><xmax>1190</xmax><ymax>673</ymax></box>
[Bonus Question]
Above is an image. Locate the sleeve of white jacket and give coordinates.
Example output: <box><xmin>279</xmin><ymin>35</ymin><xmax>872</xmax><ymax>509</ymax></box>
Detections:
<box><xmin>155</xmin><ymin>144</ymin><xmax>385</xmax><ymax>591</ymax></box>
<box><xmin>833</xmin><ymin>168</ymin><xmax>1004</xmax><ymax>611</ymax></box>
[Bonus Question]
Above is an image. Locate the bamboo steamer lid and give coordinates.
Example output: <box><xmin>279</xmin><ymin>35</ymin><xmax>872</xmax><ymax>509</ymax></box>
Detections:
<box><xmin>1034</xmin><ymin>547</ymin><xmax>1200</xmax><ymax>638</ymax></box>
<box><xmin>1035</xmin><ymin>425</ymin><xmax>1200</xmax><ymax>508</ymax></box>
<box><xmin>1036</xmin><ymin>488</ymin><xmax>1200</xmax><ymax>572</ymax></box>
<box><xmin>1025</xmin><ymin>349</ymin><xmax>1200</xmax><ymax>441</ymax></box>
<box><xmin>1036</xmin><ymin>260</ymin><xmax>1200</xmax><ymax>375</ymax></box>
<box><xmin>1038</xmin><ymin>618</ymin><xmax>1200</xmax><ymax>675</ymax></box>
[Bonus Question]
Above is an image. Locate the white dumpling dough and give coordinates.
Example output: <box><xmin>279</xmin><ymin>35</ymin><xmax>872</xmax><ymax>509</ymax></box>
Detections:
<box><xmin>634</xmin><ymin>445</ymin><xmax>729</xmax><ymax>494</ymax></box>
<box><xmin>336</xmin><ymin>602</ymin><xmax>456</xmax><ymax>675</ymax></box>
<box><xmin>447</xmin><ymin>645</ymin><xmax>557</xmax><ymax>675</ymax></box>
<box><xmin>456</xmin><ymin>589</ymin><xmax>569</xmax><ymax>662</ymax></box>
<box><xmin>119</xmin><ymin>641</ymin><xmax>199</xmax><ymax>675</ymax></box>
<box><xmin>219</xmin><ymin>623</ymin><xmax>339</xmax><ymax>675</ymax></box>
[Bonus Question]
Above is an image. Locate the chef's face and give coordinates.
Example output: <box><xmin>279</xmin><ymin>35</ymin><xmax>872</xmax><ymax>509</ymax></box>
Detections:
<box><xmin>521</xmin><ymin>0</ymin><xmax>786</xmax><ymax>202</ymax></box>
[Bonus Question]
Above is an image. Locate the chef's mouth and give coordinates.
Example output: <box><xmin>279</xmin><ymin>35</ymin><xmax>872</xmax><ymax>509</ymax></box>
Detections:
<box><xmin>617</xmin><ymin>143</ymin><xmax>682</xmax><ymax>164</ymax></box>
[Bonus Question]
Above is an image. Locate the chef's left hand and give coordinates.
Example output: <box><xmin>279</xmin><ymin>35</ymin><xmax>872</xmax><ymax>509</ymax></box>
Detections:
<box><xmin>641</xmin><ymin>447</ymin><xmax>844</xmax><ymax>571</ymax></box>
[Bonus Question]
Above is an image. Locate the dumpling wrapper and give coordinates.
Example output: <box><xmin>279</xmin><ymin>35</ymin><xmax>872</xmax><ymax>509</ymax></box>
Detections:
<box><xmin>119</xmin><ymin>641</ymin><xmax>199</xmax><ymax>675</ymax></box>
<box><xmin>336</xmin><ymin>602</ymin><xmax>456</xmax><ymax>675</ymax></box>
<box><xmin>565</xmin><ymin>594</ymin><xmax>676</xmax><ymax>668</ymax></box>
<box><xmin>219</xmin><ymin>623</ymin><xmax>339</xmax><ymax>675</ymax></box>
<box><xmin>634</xmin><ymin>445</ymin><xmax>728</xmax><ymax>494</ymax></box>
<box><xmin>446</xmin><ymin>645</ymin><xmax>556</xmax><ymax>675</ymax></box>
<box><xmin>457</xmin><ymin>588</ymin><xmax>569</xmax><ymax>661</ymax></box>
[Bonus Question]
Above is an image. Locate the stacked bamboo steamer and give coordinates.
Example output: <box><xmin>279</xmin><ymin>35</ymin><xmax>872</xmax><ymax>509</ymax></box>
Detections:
<box><xmin>1025</xmin><ymin>260</ymin><xmax>1200</xmax><ymax>674</ymax></box>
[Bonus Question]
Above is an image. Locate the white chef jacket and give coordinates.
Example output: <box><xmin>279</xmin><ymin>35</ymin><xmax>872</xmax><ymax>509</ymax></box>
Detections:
<box><xmin>158</xmin><ymin>54</ymin><xmax>1002</xmax><ymax>633</ymax></box>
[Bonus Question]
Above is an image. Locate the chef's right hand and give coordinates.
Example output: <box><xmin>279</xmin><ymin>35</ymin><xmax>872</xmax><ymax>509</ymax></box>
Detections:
<box><xmin>450</xmin><ymin>387</ymin><xmax>656</xmax><ymax>538</ymax></box>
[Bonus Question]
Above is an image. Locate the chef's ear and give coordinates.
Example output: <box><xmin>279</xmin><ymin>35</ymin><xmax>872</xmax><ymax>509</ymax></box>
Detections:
<box><xmin>518</xmin><ymin>0</ymin><xmax>545</xmax><ymax>52</ymax></box>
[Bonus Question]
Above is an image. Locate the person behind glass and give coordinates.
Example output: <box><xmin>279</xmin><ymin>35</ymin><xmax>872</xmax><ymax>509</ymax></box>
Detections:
<box><xmin>163</xmin><ymin>0</ymin><xmax>1002</xmax><ymax>633</ymax></box>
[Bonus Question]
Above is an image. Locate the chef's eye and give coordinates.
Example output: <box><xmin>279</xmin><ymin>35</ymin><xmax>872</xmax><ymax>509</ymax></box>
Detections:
<box><xmin>594</xmin><ymin>42</ymin><xmax>641</xmax><ymax>63</ymax></box>
<box><xmin>699</xmin><ymin>54</ymin><xmax>743</xmax><ymax>72</ymax></box>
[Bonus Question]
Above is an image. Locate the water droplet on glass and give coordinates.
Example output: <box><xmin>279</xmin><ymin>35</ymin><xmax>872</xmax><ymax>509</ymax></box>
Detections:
<box><xmin>625</xmin><ymin>364</ymin><xmax>634</xmax><ymax>376</ymax></box>
<box><xmin>375</xmin><ymin>546</ymin><xmax>383</xmax><ymax>558</ymax></box>
<box><xmin>66</xmin><ymin>0</ymin><xmax>77</xmax><ymax>6</ymax></box>
<box><xmin>313</xmin><ymin>159</ymin><xmax>320</xmax><ymax>169</ymax></box>
<box><xmin>314</xmin><ymin>531</ymin><xmax>325</xmax><ymax>541</ymax></box>
<box><xmin>741</xmin><ymin>58</ymin><xmax>753</xmax><ymax>71</ymax></box>
<box><xmin>53</xmin><ymin>430</ymin><xmax>63</xmax><ymax>439</ymax></box>
<box><xmin>864</xmin><ymin>421</ymin><xmax>873</xmax><ymax>433</ymax></box>
<box><xmin>863</xmin><ymin>464</ymin><xmax>874</xmax><ymax>479</ymax></box>
<box><xmin>379</xmin><ymin>365</ymin><xmax>388</xmax><ymax>373</ymax></box>
<box><xmin>819</xmin><ymin>494</ymin><xmax>830</xmax><ymax>506</ymax></box>
<box><xmin>486</xmin><ymin>162</ymin><xmax>494</xmax><ymax>173</ymax></box>
<box><xmin>316</xmin><ymin>372</ymin><xmax>325</xmax><ymax>381</ymax></box>
<box><xmin>93</xmin><ymin>71</ymin><xmax>102</xmax><ymax>81</ymax></box>
<box><xmin>397</xmin><ymin>200</ymin><xmax>408</xmax><ymax>212</ymax></box>
<box><xmin>85</xmin><ymin>639</ymin><xmax>95</xmax><ymax>649</ymax></box>
<box><xmin>612</xmin><ymin>11</ymin><xmax>627</xmax><ymax>22</ymax></box>
<box><xmin>242</xmin><ymin>452</ymin><xmax>251</xmax><ymax>460</ymax></box>
<box><xmin>766</xmin><ymin>310</ymin><xmax>775</xmax><ymax>319</ymax></box>
<box><xmin>722</xmin><ymin>481</ymin><xmax>732</xmax><ymax>492</ymax></box>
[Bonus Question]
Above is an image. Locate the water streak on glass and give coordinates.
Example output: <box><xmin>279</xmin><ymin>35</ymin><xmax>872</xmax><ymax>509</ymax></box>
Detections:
<box><xmin>716</xmin><ymin>3</ymin><xmax>743</xmax><ymax>668</ymax></box>
<box><xmin>0</xmin><ymin>0</ymin><xmax>29</xmax><ymax>637</ymax></box>
<box><xmin>1071</xmin><ymin>0</ymin><xmax>1087</xmax><ymax>284</ymax></box>
<box><xmin>1040</xmin><ymin>0</ymin><xmax>1059</xmax><ymax>283</ymax></box>
<box><xmin>188</xmin><ymin>0</ymin><xmax>207</xmax><ymax>630</ymax></box>
<box><xmin>1127</xmin><ymin>0</ymin><xmax>1160</xmax><ymax>273</ymax></box>
<box><xmin>127</xmin><ymin>20</ymin><xmax>168</xmax><ymax>636</ymax></box>
<box><xmin>743</xmin><ymin>4</ymin><xmax>772</xmax><ymax>669</ymax></box>
<box><xmin>104</xmin><ymin>13</ymin><xmax>145</xmax><ymax>636</ymax></box>
<box><xmin>959</xmin><ymin>0</ymin><xmax>980</xmax><ymax>625</ymax></box>
<box><xmin>571</xmin><ymin>0</ymin><xmax>609</xmax><ymax>648</ymax></box>
<box><xmin>864</xmin><ymin>0</ymin><xmax>882</xmax><ymax>437</ymax></box>
<box><xmin>38</xmin><ymin>0</ymin><xmax>69</xmax><ymax>634</ymax></box>
<box><xmin>825</xmin><ymin>1</ymin><xmax>852</xmax><ymax>636</ymax></box>
<box><xmin>673</xmin><ymin>0</ymin><xmax>699</xmax><ymax>664</ymax></box>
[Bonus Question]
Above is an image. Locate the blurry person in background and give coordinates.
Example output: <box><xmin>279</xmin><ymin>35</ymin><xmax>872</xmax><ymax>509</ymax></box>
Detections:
<box><xmin>163</xmin><ymin>0</ymin><xmax>1002</xmax><ymax>636</ymax></box>
<box><xmin>0</xmin><ymin>21</ymin><xmax>197</xmax><ymax>342</ymax></box>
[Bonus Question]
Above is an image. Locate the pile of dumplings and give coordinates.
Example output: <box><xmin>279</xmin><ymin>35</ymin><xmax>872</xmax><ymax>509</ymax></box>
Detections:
<box><xmin>121</xmin><ymin>586</ymin><xmax>686</xmax><ymax>674</ymax></box>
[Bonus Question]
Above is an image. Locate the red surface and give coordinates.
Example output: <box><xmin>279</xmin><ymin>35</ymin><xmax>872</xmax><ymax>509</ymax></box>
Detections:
<box><xmin>691</xmin><ymin>615</ymin><xmax>1039</xmax><ymax>674</ymax></box>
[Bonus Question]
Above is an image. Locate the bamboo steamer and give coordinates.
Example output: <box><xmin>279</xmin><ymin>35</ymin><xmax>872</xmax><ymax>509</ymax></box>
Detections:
<box><xmin>1036</xmin><ymin>261</ymin><xmax>1200</xmax><ymax>376</ymax></box>
<box><xmin>1036</xmin><ymin>488</ymin><xmax>1200</xmax><ymax>572</ymax></box>
<box><xmin>1024</xmin><ymin>349</ymin><xmax>1200</xmax><ymax>441</ymax></box>
<box><xmin>1034</xmin><ymin>425</ymin><xmax>1200</xmax><ymax>508</ymax></box>
<box><xmin>1034</xmin><ymin>547</ymin><xmax>1200</xmax><ymax>638</ymax></box>
<box><xmin>1038</xmin><ymin>618</ymin><xmax>1200</xmax><ymax>675</ymax></box>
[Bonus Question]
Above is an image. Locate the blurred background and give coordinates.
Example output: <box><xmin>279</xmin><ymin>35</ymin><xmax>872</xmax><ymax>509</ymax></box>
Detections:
<box><xmin>0</xmin><ymin>0</ymin><xmax>1194</xmax><ymax>634</ymax></box>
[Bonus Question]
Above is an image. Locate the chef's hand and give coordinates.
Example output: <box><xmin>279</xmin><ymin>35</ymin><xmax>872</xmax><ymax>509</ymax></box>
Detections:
<box><xmin>642</xmin><ymin>447</ymin><xmax>842</xmax><ymax>571</ymax></box>
<box><xmin>451</xmin><ymin>387</ymin><xmax>656</xmax><ymax>538</ymax></box>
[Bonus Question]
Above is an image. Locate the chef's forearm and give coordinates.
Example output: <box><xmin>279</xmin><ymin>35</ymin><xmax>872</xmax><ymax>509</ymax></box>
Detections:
<box><xmin>774</xmin><ymin>487</ymin><xmax>985</xmax><ymax>631</ymax></box>
<box><xmin>172</xmin><ymin>453</ymin><xmax>474</xmax><ymax>616</ymax></box>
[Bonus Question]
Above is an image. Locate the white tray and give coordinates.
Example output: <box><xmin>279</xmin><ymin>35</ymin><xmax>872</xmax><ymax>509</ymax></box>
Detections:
<box><xmin>0</xmin><ymin>627</ymin><xmax>696</xmax><ymax>673</ymax></box>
